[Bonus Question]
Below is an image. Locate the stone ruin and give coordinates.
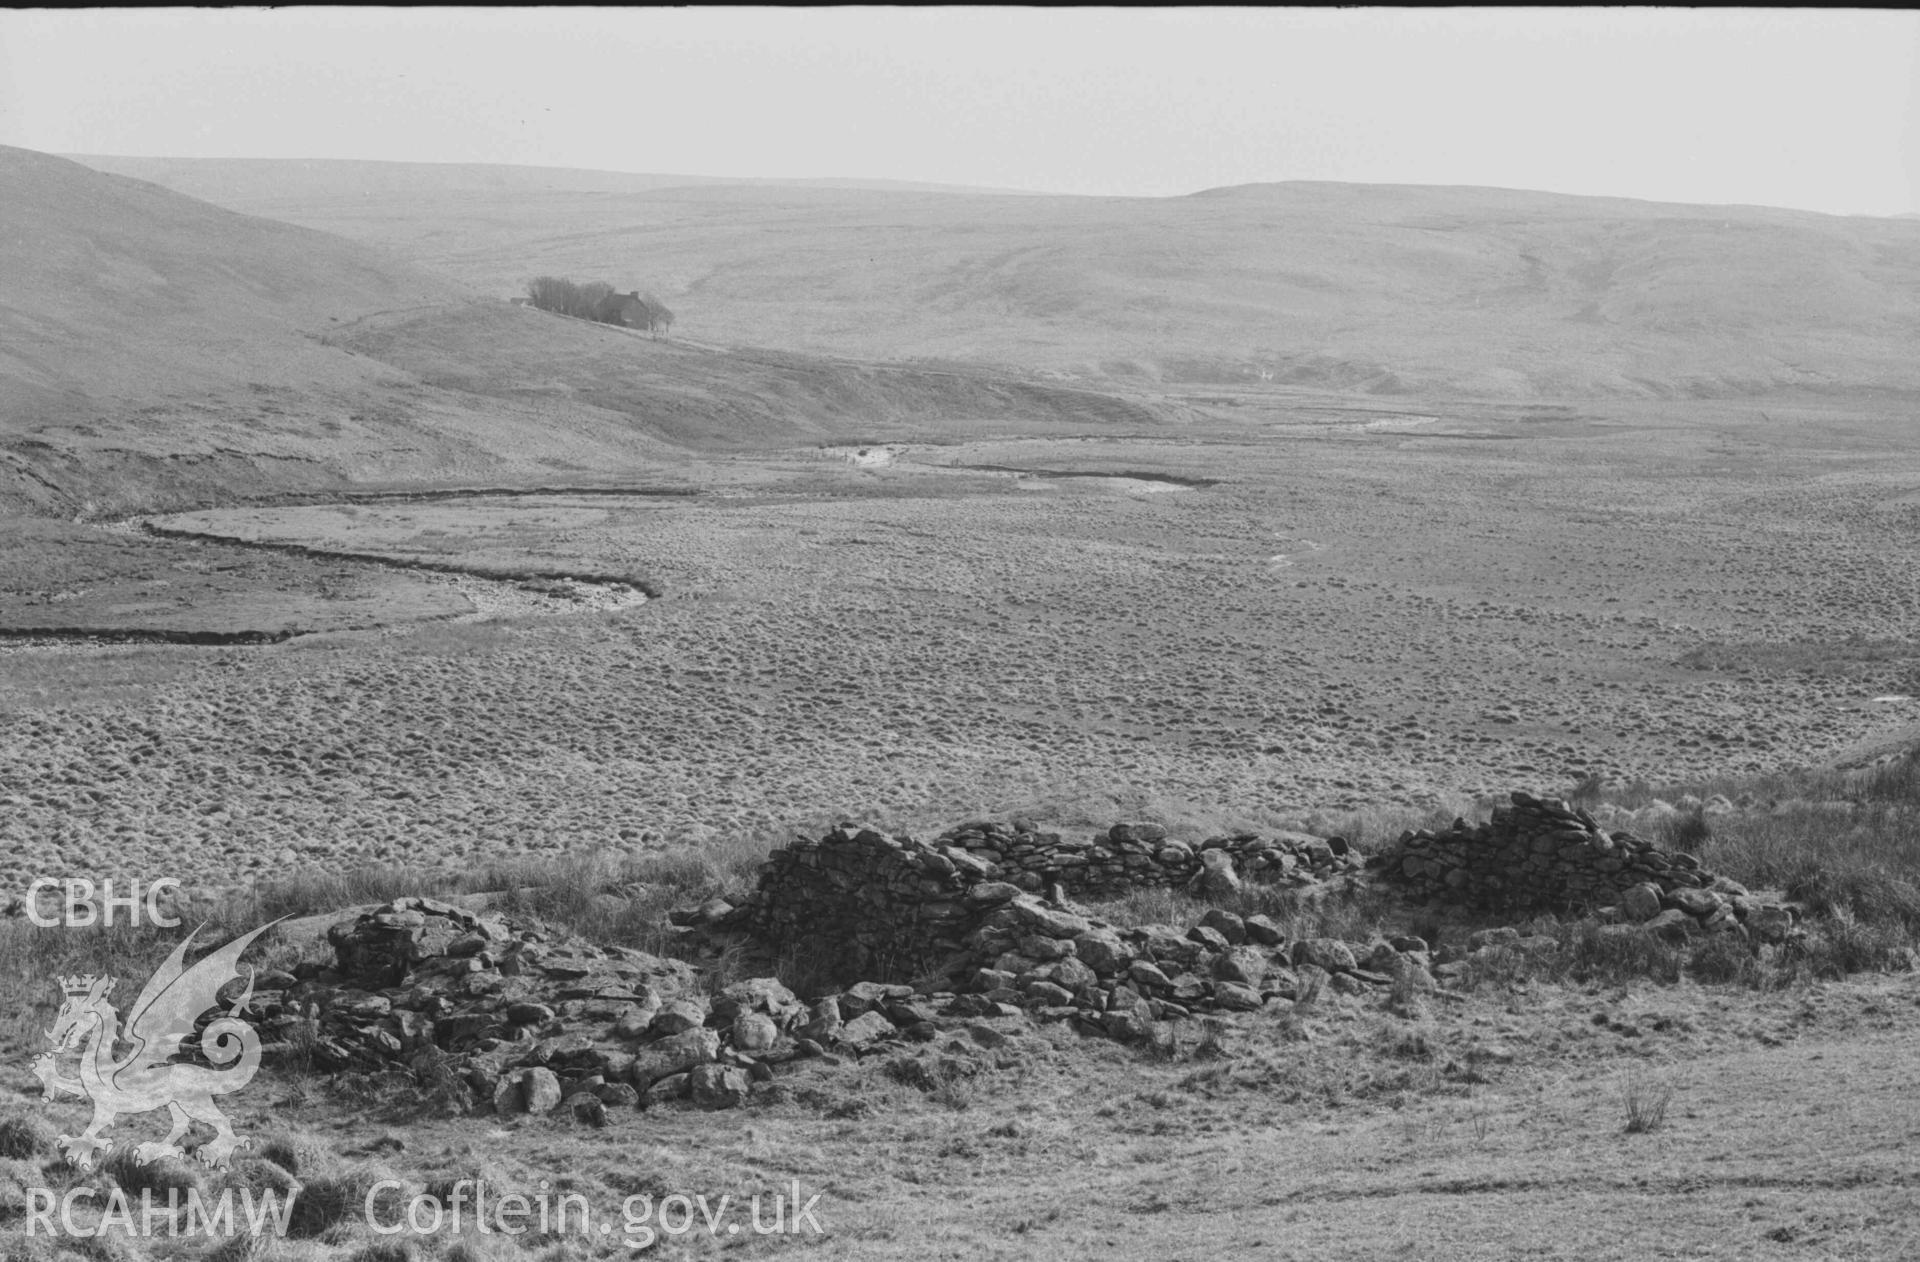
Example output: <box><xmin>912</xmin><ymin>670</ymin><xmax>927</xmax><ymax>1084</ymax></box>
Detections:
<box><xmin>1369</xmin><ymin>790</ymin><xmax>1798</xmax><ymax>943</ymax></box>
<box><xmin>712</xmin><ymin>818</ymin><xmax>1363</xmax><ymax>983</ymax></box>
<box><xmin>260</xmin><ymin>822</ymin><xmax>1373</xmax><ymax>1117</ymax></box>
<box><xmin>250</xmin><ymin>794</ymin><xmax>1800</xmax><ymax>1119</ymax></box>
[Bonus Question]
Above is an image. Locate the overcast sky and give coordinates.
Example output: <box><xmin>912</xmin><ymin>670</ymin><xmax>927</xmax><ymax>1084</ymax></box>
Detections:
<box><xmin>2</xmin><ymin>8</ymin><xmax>1915</xmax><ymax>215</ymax></box>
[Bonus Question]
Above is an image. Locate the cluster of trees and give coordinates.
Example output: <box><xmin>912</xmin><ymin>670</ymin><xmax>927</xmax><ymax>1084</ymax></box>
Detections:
<box><xmin>524</xmin><ymin>276</ymin><xmax>674</xmax><ymax>335</ymax></box>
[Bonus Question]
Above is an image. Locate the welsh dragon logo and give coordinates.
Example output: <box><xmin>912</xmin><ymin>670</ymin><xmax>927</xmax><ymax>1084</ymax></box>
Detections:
<box><xmin>31</xmin><ymin>922</ymin><xmax>278</xmax><ymax>1171</ymax></box>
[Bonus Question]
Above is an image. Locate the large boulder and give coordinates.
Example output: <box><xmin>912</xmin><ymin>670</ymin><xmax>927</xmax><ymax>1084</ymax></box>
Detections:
<box><xmin>1188</xmin><ymin>850</ymin><xmax>1242</xmax><ymax>900</ymax></box>
<box><xmin>1073</xmin><ymin>929</ymin><xmax>1133</xmax><ymax>975</ymax></box>
<box><xmin>493</xmin><ymin>1066</ymin><xmax>562</xmax><ymax>1116</ymax></box>
<box><xmin>688</xmin><ymin>1064</ymin><xmax>751</xmax><ymax>1110</ymax></box>
<box><xmin>629</xmin><ymin>1029</ymin><xmax>720</xmax><ymax>1087</ymax></box>
<box><xmin>1619</xmin><ymin>882</ymin><xmax>1664</xmax><ymax>922</ymax></box>
<box><xmin>1290</xmin><ymin>938</ymin><xmax>1357</xmax><ymax>973</ymax></box>
<box><xmin>839</xmin><ymin>981</ymin><xmax>913</xmax><ymax>1018</ymax></box>
<box><xmin>1242</xmin><ymin>914</ymin><xmax>1285</xmax><ymax>946</ymax></box>
<box><xmin>1644</xmin><ymin>909</ymin><xmax>1701</xmax><ymax>943</ymax></box>
<box><xmin>797</xmin><ymin>997</ymin><xmax>844</xmax><ymax>1043</ymax></box>
<box><xmin>731</xmin><ymin>1012</ymin><xmax>780</xmax><ymax>1053</ymax></box>
<box><xmin>1006</xmin><ymin>897</ymin><xmax>1093</xmax><ymax>940</ymax></box>
<box><xmin>649</xmin><ymin>998</ymin><xmax>709</xmax><ymax>1037</ymax></box>
<box><xmin>1212</xmin><ymin>982</ymin><xmax>1265</xmax><ymax>1012</ymax></box>
<box><xmin>836</xmin><ymin>1011</ymin><xmax>898</xmax><ymax>1049</ymax></box>
<box><xmin>1668</xmin><ymin>887</ymin><xmax>1723</xmax><ymax>919</ymax></box>
<box><xmin>1212</xmin><ymin>947</ymin><xmax>1269</xmax><ymax>987</ymax></box>
<box><xmin>1198</xmin><ymin>908</ymin><xmax>1247</xmax><ymax>945</ymax></box>
<box><xmin>1048</xmin><ymin>957</ymin><xmax>1099</xmax><ymax>993</ymax></box>
<box><xmin>712</xmin><ymin>978</ymin><xmax>804</xmax><ymax>1026</ymax></box>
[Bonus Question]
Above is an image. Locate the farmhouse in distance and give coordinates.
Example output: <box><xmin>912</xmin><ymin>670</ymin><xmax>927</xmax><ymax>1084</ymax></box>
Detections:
<box><xmin>522</xmin><ymin>274</ymin><xmax>674</xmax><ymax>334</ymax></box>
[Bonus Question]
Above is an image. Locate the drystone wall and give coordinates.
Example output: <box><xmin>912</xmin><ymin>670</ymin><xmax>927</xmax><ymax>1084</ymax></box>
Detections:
<box><xmin>715</xmin><ymin>820</ymin><xmax>1362</xmax><ymax>982</ymax></box>
<box><xmin>931</xmin><ymin>820</ymin><xmax>1360</xmax><ymax>897</ymax></box>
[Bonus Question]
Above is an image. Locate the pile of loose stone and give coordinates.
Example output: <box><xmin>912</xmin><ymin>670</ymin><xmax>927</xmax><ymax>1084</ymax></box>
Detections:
<box><xmin>288</xmin><ymin>897</ymin><xmax>777</xmax><ymax>1116</ymax></box>
<box><xmin>942</xmin><ymin>881</ymin><xmax>1423</xmax><ymax>1039</ymax></box>
<box><xmin>273</xmin><ymin>825</ymin><xmax>1395</xmax><ymax>1117</ymax></box>
<box><xmin>272</xmin><ymin>893</ymin><xmax>1190</xmax><ymax>1120</ymax></box>
<box><xmin>1369</xmin><ymin>790</ymin><xmax>1798</xmax><ymax>942</ymax></box>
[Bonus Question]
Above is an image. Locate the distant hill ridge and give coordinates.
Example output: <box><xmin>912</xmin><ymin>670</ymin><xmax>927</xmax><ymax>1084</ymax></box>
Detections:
<box><xmin>62</xmin><ymin>154</ymin><xmax>1048</xmax><ymax>202</ymax></box>
<box><xmin>1185</xmin><ymin>178</ymin><xmax>1907</xmax><ymax>222</ymax></box>
<box><xmin>65</xmin><ymin>154</ymin><xmax>1920</xmax><ymax>399</ymax></box>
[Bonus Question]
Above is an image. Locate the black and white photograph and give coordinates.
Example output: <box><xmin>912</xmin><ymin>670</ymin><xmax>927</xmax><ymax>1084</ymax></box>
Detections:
<box><xmin>2</xmin><ymin>7</ymin><xmax>1919</xmax><ymax>1258</ymax></box>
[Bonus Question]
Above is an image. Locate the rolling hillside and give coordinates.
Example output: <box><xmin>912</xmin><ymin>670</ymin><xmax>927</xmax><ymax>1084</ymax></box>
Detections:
<box><xmin>0</xmin><ymin>144</ymin><xmax>510</xmax><ymax>513</ymax></box>
<box><xmin>0</xmin><ymin>147</ymin><xmax>1153</xmax><ymax>516</ymax></box>
<box><xmin>325</xmin><ymin>303</ymin><xmax>1161</xmax><ymax>452</ymax></box>
<box><xmin>65</xmin><ymin>155</ymin><xmax>1040</xmax><ymax>202</ymax></box>
<box><xmin>67</xmin><ymin>155</ymin><xmax>1920</xmax><ymax>398</ymax></box>
<box><xmin>0</xmin><ymin>145</ymin><xmax>462</xmax><ymax>419</ymax></box>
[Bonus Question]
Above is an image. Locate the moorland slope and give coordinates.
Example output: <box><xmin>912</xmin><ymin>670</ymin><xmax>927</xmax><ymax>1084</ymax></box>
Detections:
<box><xmin>0</xmin><ymin>148</ymin><xmax>1136</xmax><ymax>514</ymax></box>
<box><xmin>0</xmin><ymin>145</ymin><xmax>517</xmax><ymax>513</ymax></box>
<box><xmin>0</xmin><ymin>145</ymin><xmax>462</xmax><ymax>420</ymax></box>
<box><xmin>66</xmin><ymin>154</ymin><xmax>1039</xmax><ymax>201</ymax></box>
<box><xmin>66</xmin><ymin>155</ymin><xmax>1920</xmax><ymax>398</ymax></box>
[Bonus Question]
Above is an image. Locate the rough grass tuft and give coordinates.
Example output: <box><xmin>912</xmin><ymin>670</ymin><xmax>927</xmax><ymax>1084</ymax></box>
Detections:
<box><xmin>98</xmin><ymin>1145</ymin><xmax>205</xmax><ymax>1202</ymax></box>
<box><xmin>283</xmin><ymin>1164</ymin><xmax>400</xmax><ymax>1240</ymax></box>
<box><xmin>1621</xmin><ymin>1066</ymin><xmax>1675</xmax><ymax>1134</ymax></box>
<box><xmin>0</xmin><ymin>1109</ymin><xmax>58</xmax><ymax>1161</ymax></box>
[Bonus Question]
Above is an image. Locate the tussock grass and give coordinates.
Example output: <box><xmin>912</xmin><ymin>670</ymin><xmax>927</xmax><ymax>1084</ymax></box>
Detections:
<box><xmin>1621</xmin><ymin>1065</ymin><xmax>1675</xmax><ymax>1134</ymax></box>
<box><xmin>443</xmin><ymin>1239</ymin><xmax>523</xmax><ymax>1262</ymax></box>
<box><xmin>1547</xmin><ymin>921</ymin><xmax>1688</xmax><ymax>987</ymax></box>
<box><xmin>201</xmin><ymin>1233</ymin><xmax>287</xmax><ymax>1262</ymax></box>
<box><xmin>0</xmin><ymin>1109</ymin><xmax>57</xmax><ymax>1163</ymax></box>
<box><xmin>1797</xmin><ymin>907</ymin><xmax>1913</xmax><ymax>977</ymax></box>
<box><xmin>0</xmin><ymin>1157</ymin><xmax>39</xmax><ymax>1224</ymax></box>
<box><xmin>1621</xmin><ymin>760</ymin><xmax>1920</xmax><ymax>935</ymax></box>
<box><xmin>247</xmin><ymin>831</ymin><xmax>769</xmax><ymax>932</ymax></box>
<box><xmin>254</xmin><ymin>1135</ymin><xmax>329</xmax><ymax>1181</ymax></box>
<box><xmin>344</xmin><ymin>1241</ymin><xmax>419</xmax><ymax>1262</ymax></box>
<box><xmin>97</xmin><ymin>1146</ymin><xmax>205</xmax><ymax>1203</ymax></box>
<box><xmin>1299</xmin><ymin>799</ymin><xmax>1483</xmax><ymax>855</ymax></box>
<box><xmin>0</xmin><ymin>917</ymin><xmax>223</xmax><ymax>1057</ymax></box>
<box><xmin>282</xmin><ymin>1164</ymin><xmax>402</xmax><ymax>1240</ymax></box>
<box><xmin>1191</xmin><ymin>1018</ymin><xmax>1232</xmax><ymax>1061</ymax></box>
<box><xmin>42</xmin><ymin>1231</ymin><xmax>141</xmax><ymax>1261</ymax></box>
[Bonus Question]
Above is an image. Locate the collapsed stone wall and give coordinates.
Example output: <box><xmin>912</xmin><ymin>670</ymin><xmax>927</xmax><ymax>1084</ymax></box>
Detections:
<box><xmin>1369</xmin><ymin>790</ymin><xmax>1794</xmax><ymax>940</ymax></box>
<box><xmin>716</xmin><ymin>820</ymin><xmax>1362</xmax><ymax>982</ymax></box>
<box><xmin>224</xmin><ymin>793</ymin><xmax>1810</xmax><ymax>1123</ymax></box>
<box><xmin>288</xmin><ymin>897</ymin><xmax>881</xmax><ymax>1116</ymax></box>
<box><xmin>271</xmin><ymin>873</ymin><xmax>1373</xmax><ymax>1121</ymax></box>
<box><xmin>933</xmin><ymin>820</ymin><xmax>1359</xmax><ymax>897</ymax></box>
